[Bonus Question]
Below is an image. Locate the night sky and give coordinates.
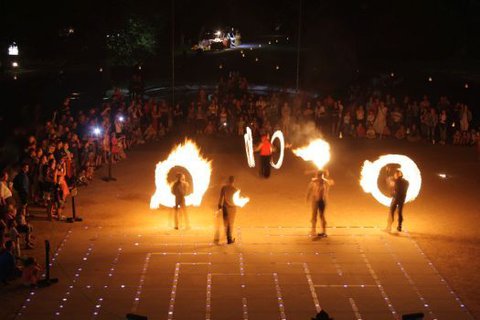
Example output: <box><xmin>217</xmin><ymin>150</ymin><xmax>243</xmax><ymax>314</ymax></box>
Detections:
<box><xmin>1</xmin><ymin>0</ymin><xmax>480</xmax><ymax>61</ymax></box>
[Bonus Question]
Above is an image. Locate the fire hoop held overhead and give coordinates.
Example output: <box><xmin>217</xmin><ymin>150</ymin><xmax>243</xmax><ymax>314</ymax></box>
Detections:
<box><xmin>360</xmin><ymin>154</ymin><xmax>422</xmax><ymax>207</ymax></box>
<box><xmin>150</xmin><ymin>139</ymin><xmax>212</xmax><ymax>209</ymax></box>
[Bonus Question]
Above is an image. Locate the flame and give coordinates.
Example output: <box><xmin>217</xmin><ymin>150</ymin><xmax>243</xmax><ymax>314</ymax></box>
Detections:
<box><xmin>150</xmin><ymin>139</ymin><xmax>212</xmax><ymax>208</ymax></box>
<box><xmin>233</xmin><ymin>190</ymin><xmax>250</xmax><ymax>207</ymax></box>
<box><xmin>270</xmin><ymin>130</ymin><xmax>285</xmax><ymax>169</ymax></box>
<box><xmin>360</xmin><ymin>154</ymin><xmax>422</xmax><ymax>207</ymax></box>
<box><xmin>244</xmin><ymin>127</ymin><xmax>255</xmax><ymax>167</ymax></box>
<box><xmin>293</xmin><ymin>139</ymin><xmax>331</xmax><ymax>169</ymax></box>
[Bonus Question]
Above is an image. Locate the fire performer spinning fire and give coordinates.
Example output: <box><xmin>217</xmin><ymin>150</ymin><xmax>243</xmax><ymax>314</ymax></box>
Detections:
<box><xmin>255</xmin><ymin>134</ymin><xmax>273</xmax><ymax>178</ymax></box>
<box><xmin>306</xmin><ymin>170</ymin><xmax>335</xmax><ymax>238</ymax></box>
<box><xmin>217</xmin><ymin>176</ymin><xmax>246</xmax><ymax>244</ymax></box>
<box><xmin>171</xmin><ymin>173</ymin><xmax>190</xmax><ymax>230</ymax></box>
<box><xmin>387</xmin><ymin>169</ymin><xmax>409</xmax><ymax>232</ymax></box>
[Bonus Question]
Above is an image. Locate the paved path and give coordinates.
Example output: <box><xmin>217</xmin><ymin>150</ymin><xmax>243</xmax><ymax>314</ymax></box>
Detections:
<box><xmin>14</xmin><ymin>224</ymin><xmax>472</xmax><ymax>320</ymax></box>
<box><xmin>5</xmin><ymin>137</ymin><xmax>479</xmax><ymax>320</ymax></box>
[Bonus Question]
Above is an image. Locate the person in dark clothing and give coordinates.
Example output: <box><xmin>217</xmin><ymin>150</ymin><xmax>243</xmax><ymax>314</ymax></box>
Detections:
<box><xmin>13</xmin><ymin>163</ymin><xmax>30</xmax><ymax>217</ymax></box>
<box><xmin>0</xmin><ymin>241</ymin><xmax>17</xmax><ymax>284</ymax></box>
<box><xmin>171</xmin><ymin>173</ymin><xmax>190</xmax><ymax>230</ymax></box>
<box><xmin>312</xmin><ymin>309</ymin><xmax>334</xmax><ymax>320</ymax></box>
<box><xmin>387</xmin><ymin>169</ymin><xmax>409</xmax><ymax>232</ymax></box>
<box><xmin>255</xmin><ymin>134</ymin><xmax>273</xmax><ymax>178</ymax></box>
<box><xmin>217</xmin><ymin>176</ymin><xmax>238</xmax><ymax>244</ymax></box>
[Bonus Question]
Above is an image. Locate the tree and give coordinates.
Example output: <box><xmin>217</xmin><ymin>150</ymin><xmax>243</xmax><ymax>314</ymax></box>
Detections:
<box><xmin>106</xmin><ymin>18</ymin><xmax>156</xmax><ymax>66</ymax></box>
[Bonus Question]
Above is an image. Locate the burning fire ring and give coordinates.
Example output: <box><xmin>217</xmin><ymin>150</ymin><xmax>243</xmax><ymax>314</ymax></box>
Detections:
<box><xmin>360</xmin><ymin>154</ymin><xmax>422</xmax><ymax>207</ymax></box>
<box><xmin>270</xmin><ymin>130</ymin><xmax>285</xmax><ymax>169</ymax></box>
<box><xmin>244</xmin><ymin>127</ymin><xmax>255</xmax><ymax>168</ymax></box>
<box><xmin>150</xmin><ymin>140</ymin><xmax>212</xmax><ymax>208</ymax></box>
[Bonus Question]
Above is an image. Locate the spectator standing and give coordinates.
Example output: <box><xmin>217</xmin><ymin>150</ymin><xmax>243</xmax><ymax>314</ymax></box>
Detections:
<box><xmin>373</xmin><ymin>103</ymin><xmax>388</xmax><ymax>138</ymax></box>
<box><xmin>459</xmin><ymin>105</ymin><xmax>472</xmax><ymax>132</ymax></box>
<box><xmin>13</xmin><ymin>164</ymin><xmax>30</xmax><ymax>217</ymax></box>
<box><xmin>438</xmin><ymin>110</ymin><xmax>448</xmax><ymax>144</ymax></box>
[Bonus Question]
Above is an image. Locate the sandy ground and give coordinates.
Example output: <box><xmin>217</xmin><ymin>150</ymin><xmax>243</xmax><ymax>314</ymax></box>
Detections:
<box><xmin>1</xmin><ymin>136</ymin><xmax>478</xmax><ymax>319</ymax></box>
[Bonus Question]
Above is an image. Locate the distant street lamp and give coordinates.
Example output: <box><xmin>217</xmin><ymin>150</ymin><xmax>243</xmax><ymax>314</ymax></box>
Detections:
<box><xmin>8</xmin><ymin>43</ymin><xmax>19</xmax><ymax>56</ymax></box>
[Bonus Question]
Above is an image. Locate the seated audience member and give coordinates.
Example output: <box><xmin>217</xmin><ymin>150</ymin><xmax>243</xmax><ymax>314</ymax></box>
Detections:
<box><xmin>143</xmin><ymin>124</ymin><xmax>157</xmax><ymax>141</ymax></box>
<box><xmin>382</xmin><ymin>125</ymin><xmax>391</xmax><ymax>138</ymax></box>
<box><xmin>0</xmin><ymin>240</ymin><xmax>18</xmax><ymax>284</ymax></box>
<box><xmin>6</xmin><ymin>219</ymin><xmax>21</xmax><ymax>258</ymax></box>
<box><xmin>21</xmin><ymin>257</ymin><xmax>41</xmax><ymax>287</ymax></box>
<box><xmin>395</xmin><ymin>125</ymin><xmax>406</xmax><ymax>140</ymax></box>
<box><xmin>407</xmin><ymin>124</ymin><xmax>421</xmax><ymax>142</ymax></box>
<box><xmin>453</xmin><ymin>130</ymin><xmax>461</xmax><ymax>145</ymax></box>
<box><xmin>204</xmin><ymin>121</ymin><xmax>216</xmax><ymax>135</ymax></box>
<box><xmin>471</xmin><ymin>130</ymin><xmax>479</xmax><ymax>147</ymax></box>
<box><xmin>237</xmin><ymin>117</ymin><xmax>246</xmax><ymax>135</ymax></box>
<box><xmin>366</xmin><ymin>125</ymin><xmax>376</xmax><ymax>139</ymax></box>
<box><xmin>15</xmin><ymin>207</ymin><xmax>34</xmax><ymax>249</ymax></box>
<box><xmin>158</xmin><ymin>123</ymin><xmax>166</xmax><ymax>138</ymax></box>
<box><xmin>355</xmin><ymin>123</ymin><xmax>366</xmax><ymax>138</ymax></box>
<box><xmin>461</xmin><ymin>131</ymin><xmax>470</xmax><ymax>145</ymax></box>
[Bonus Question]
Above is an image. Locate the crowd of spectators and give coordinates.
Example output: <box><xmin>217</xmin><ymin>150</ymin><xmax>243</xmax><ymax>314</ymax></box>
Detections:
<box><xmin>1</xmin><ymin>71</ymin><xmax>479</xmax><ymax>286</ymax></box>
<box><xmin>159</xmin><ymin>72</ymin><xmax>478</xmax><ymax>148</ymax></box>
